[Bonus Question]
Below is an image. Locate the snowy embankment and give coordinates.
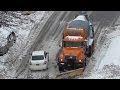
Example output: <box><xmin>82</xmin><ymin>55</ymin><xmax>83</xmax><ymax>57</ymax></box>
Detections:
<box><xmin>0</xmin><ymin>27</ymin><xmax>10</xmax><ymax>47</ymax></box>
<box><xmin>82</xmin><ymin>16</ymin><xmax>120</xmax><ymax>79</ymax></box>
<box><xmin>0</xmin><ymin>11</ymin><xmax>54</xmax><ymax>78</ymax></box>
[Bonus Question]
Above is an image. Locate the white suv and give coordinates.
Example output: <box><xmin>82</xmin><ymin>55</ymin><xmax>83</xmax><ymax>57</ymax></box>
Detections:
<box><xmin>29</xmin><ymin>50</ymin><xmax>49</xmax><ymax>70</ymax></box>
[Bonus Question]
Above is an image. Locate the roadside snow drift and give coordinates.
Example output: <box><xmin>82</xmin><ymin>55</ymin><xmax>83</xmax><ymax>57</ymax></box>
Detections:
<box><xmin>82</xmin><ymin>25</ymin><xmax>120</xmax><ymax>79</ymax></box>
<box><xmin>99</xmin><ymin>35</ymin><xmax>120</xmax><ymax>69</ymax></box>
<box><xmin>0</xmin><ymin>11</ymin><xmax>53</xmax><ymax>78</ymax></box>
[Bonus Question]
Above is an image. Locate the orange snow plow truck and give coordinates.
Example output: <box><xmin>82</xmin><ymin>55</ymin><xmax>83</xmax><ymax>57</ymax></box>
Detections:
<box><xmin>56</xmin><ymin>14</ymin><xmax>94</xmax><ymax>79</ymax></box>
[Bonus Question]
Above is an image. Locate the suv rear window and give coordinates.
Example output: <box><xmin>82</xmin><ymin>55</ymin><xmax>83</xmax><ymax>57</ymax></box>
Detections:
<box><xmin>32</xmin><ymin>55</ymin><xmax>44</xmax><ymax>60</ymax></box>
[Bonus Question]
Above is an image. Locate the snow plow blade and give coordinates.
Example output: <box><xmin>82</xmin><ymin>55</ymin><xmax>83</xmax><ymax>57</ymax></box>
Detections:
<box><xmin>55</xmin><ymin>68</ymin><xmax>84</xmax><ymax>79</ymax></box>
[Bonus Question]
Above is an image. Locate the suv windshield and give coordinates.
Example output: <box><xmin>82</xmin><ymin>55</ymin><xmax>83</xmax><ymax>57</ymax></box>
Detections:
<box><xmin>32</xmin><ymin>55</ymin><xmax>44</xmax><ymax>60</ymax></box>
<box><xmin>64</xmin><ymin>41</ymin><xmax>83</xmax><ymax>48</ymax></box>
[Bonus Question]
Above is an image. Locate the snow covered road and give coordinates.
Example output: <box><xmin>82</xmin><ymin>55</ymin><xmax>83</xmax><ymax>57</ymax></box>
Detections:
<box><xmin>17</xmin><ymin>11</ymin><xmax>120</xmax><ymax>79</ymax></box>
<box><xmin>24</xmin><ymin>11</ymin><xmax>120</xmax><ymax>79</ymax></box>
<box><xmin>1</xmin><ymin>11</ymin><xmax>120</xmax><ymax>79</ymax></box>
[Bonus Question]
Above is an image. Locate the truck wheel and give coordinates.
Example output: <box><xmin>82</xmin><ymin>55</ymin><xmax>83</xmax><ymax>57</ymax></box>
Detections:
<box><xmin>59</xmin><ymin>66</ymin><xmax>64</xmax><ymax>72</ymax></box>
<box><xmin>88</xmin><ymin>42</ymin><xmax>95</xmax><ymax>57</ymax></box>
<box><xmin>92</xmin><ymin>42</ymin><xmax>94</xmax><ymax>54</ymax></box>
<box><xmin>83</xmin><ymin>62</ymin><xmax>86</xmax><ymax>71</ymax></box>
<box><xmin>87</xmin><ymin>46</ymin><xmax>92</xmax><ymax>57</ymax></box>
<box><xmin>85</xmin><ymin>58</ymin><xmax>87</xmax><ymax>66</ymax></box>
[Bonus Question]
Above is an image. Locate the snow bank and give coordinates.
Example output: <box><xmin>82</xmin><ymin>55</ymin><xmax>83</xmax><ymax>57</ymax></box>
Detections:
<box><xmin>98</xmin><ymin>35</ymin><xmax>120</xmax><ymax>69</ymax></box>
<box><xmin>78</xmin><ymin>16</ymin><xmax>120</xmax><ymax>79</ymax></box>
<box><xmin>0</xmin><ymin>27</ymin><xmax>11</xmax><ymax>47</ymax></box>
<box><xmin>0</xmin><ymin>11</ymin><xmax>54</xmax><ymax>78</ymax></box>
<box><xmin>84</xmin><ymin>26</ymin><xmax>120</xmax><ymax>79</ymax></box>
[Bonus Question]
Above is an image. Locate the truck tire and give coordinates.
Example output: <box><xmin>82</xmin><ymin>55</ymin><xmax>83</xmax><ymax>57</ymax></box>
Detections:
<box><xmin>92</xmin><ymin>42</ymin><xmax>94</xmax><ymax>54</ymax></box>
<box><xmin>85</xmin><ymin>58</ymin><xmax>87</xmax><ymax>66</ymax></box>
<box><xmin>84</xmin><ymin>59</ymin><xmax>87</xmax><ymax>67</ymax></box>
<box><xmin>83</xmin><ymin>59</ymin><xmax>86</xmax><ymax>71</ymax></box>
<box><xmin>88</xmin><ymin>42</ymin><xmax>94</xmax><ymax>57</ymax></box>
<box><xmin>59</xmin><ymin>66</ymin><xmax>64</xmax><ymax>72</ymax></box>
<box><xmin>87</xmin><ymin>46</ymin><xmax>92</xmax><ymax>57</ymax></box>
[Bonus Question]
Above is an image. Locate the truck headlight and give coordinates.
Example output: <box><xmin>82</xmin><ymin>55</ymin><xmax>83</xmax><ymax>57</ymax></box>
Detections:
<box><xmin>60</xmin><ymin>59</ymin><xmax>63</xmax><ymax>61</ymax></box>
<box><xmin>79</xmin><ymin>60</ymin><xmax>82</xmax><ymax>62</ymax></box>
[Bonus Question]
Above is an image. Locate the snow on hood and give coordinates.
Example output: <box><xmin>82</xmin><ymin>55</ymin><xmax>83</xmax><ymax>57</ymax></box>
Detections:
<box><xmin>0</xmin><ymin>26</ymin><xmax>12</xmax><ymax>47</ymax></box>
<box><xmin>74</xmin><ymin>15</ymin><xmax>87</xmax><ymax>21</ymax></box>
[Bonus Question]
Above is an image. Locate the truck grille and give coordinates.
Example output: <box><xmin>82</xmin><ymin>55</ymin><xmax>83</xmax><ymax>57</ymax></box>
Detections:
<box><xmin>65</xmin><ymin>55</ymin><xmax>76</xmax><ymax>65</ymax></box>
<box><xmin>65</xmin><ymin>55</ymin><xmax>76</xmax><ymax>60</ymax></box>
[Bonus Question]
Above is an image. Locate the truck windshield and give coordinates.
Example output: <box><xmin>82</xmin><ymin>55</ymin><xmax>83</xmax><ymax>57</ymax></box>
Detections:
<box><xmin>64</xmin><ymin>42</ymin><xmax>83</xmax><ymax>48</ymax></box>
<box><xmin>32</xmin><ymin>55</ymin><xmax>44</xmax><ymax>60</ymax></box>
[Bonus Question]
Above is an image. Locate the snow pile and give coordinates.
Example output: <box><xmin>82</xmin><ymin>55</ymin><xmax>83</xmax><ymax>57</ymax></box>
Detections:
<box><xmin>98</xmin><ymin>35</ymin><xmax>120</xmax><ymax>69</ymax></box>
<box><xmin>0</xmin><ymin>11</ymin><xmax>47</xmax><ymax>47</ymax></box>
<box><xmin>96</xmin><ymin>26</ymin><xmax>120</xmax><ymax>78</ymax></box>
<box><xmin>0</xmin><ymin>27</ymin><xmax>11</xmax><ymax>47</ymax></box>
<box><xmin>78</xmin><ymin>15</ymin><xmax>120</xmax><ymax>79</ymax></box>
<box><xmin>83</xmin><ymin>25</ymin><xmax>120</xmax><ymax>79</ymax></box>
<box><xmin>0</xmin><ymin>11</ymin><xmax>54</xmax><ymax>78</ymax></box>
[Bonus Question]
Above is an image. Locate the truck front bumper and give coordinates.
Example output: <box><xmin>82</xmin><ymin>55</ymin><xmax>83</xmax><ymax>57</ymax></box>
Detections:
<box><xmin>58</xmin><ymin>62</ymin><xmax>83</xmax><ymax>69</ymax></box>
